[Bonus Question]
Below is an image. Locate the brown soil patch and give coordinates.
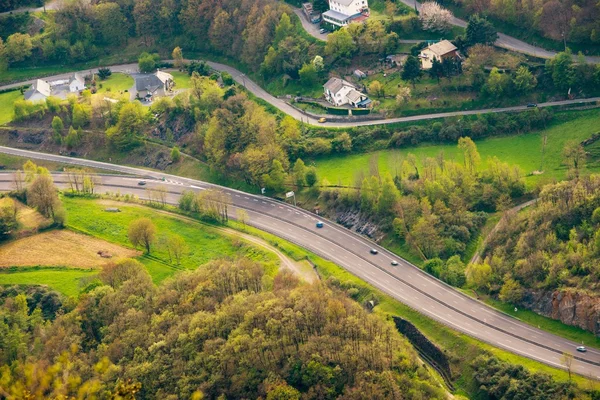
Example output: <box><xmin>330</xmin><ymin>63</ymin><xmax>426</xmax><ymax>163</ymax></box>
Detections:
<box><xmin>0</xmin><ymin>229</ymin><xmax>139</xmax><ymax>268</ymax></box>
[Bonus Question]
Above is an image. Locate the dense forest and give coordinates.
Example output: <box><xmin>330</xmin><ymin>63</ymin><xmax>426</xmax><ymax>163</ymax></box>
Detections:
<box><xmin>447</xmin><ymin>0</ymin><xmax>600</xmax><ymax>45</ymax></box>
<box><xmin>474</xmin><ymin>174</ymin><xmax>600</xmax><ymax>297</ymax></box>
<box><xmin>0</xmin><ymin>258</ymin><xmax>447</xmax><ymax>399</ymax></box>
<box><xmin>0</xmin><ymin>0</ymin><xmax>41</xmax><ymax>12</ymax></box>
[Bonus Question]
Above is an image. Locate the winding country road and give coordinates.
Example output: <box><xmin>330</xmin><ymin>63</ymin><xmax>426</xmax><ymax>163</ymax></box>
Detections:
<box><xmin>0</xmin><ymin>145</ymin><xmax>599</xmax><ymax>380</ymax></box>
<box><xmin>1</xmin><ymin>61</ymin><xmax>599</xmax><ymax>128</ymax></box>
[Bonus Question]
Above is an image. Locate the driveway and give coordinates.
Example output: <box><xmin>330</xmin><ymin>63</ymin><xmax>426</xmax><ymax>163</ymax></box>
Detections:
<box><xmin>293</xmin><ymin>8</ymin><xmax>328</xmax><ymax>41</ymax></box>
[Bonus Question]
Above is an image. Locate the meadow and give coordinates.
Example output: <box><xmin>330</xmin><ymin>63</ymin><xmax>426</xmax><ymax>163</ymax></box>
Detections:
<box><xmin>0</xmin><ymin>90</ymin><xmax>21</xmax><ymax>125</ymax></box>
<box><xmin>96</xmin><ymin>72</ymin><xmax>134</xmax><ymax>95</ymax></box>
<box><xmin>311</xmin><ymin>109</ymin><xmax>600</xmax><ymax>188</ymax></box>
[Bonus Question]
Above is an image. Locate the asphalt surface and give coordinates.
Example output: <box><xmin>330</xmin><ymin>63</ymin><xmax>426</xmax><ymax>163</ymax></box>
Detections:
<box><xmin>1</xmin><ymin>61</ymin><xmax>599</xmax><ymax>128</ymax></box>
<box><xmin>0</xmin><ymin>145</ymin><xmax>599</xmax><ymax>379</ymax></box>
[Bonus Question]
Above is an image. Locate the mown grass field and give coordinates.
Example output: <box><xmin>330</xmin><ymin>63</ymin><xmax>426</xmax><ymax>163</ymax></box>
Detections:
<box><xmin>96</xmin><ymin>72</ymin><xmax>134</xmax><ymax>94</ymax></box>
<box><xmin>312</xmin><ymin>109</ymin><xmax>600</xmax><ymax>188</ymax></box>
<box><xmin>171</xmin><ymin>71</ymin><xmax>192</xmax><ymax>89</ymax></box>
<box><xmin>0</xmin><ymin>91</ymin><xmax>21</xmax><ymax>126</ymax></box>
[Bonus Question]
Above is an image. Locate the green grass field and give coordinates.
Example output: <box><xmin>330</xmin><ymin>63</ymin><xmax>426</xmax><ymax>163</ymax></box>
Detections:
<box><xmin>311</xmin><ymin>109</ymin><xmax>600</xmax><ymax>188</ymax></box>
<box><xmin>96</xmin><ymin>73</ymin><xmax>134</xmax><ymax>94</ymax></box>
<box><xmin>171</xmin><ymin>71</ymin><xmax>192</xmax><ymax>89</ymax></box>
<box><xmin>0</xmin><ymin>268</ymin><xmax>96</xmax><ymax>297</ymax></box>
<box><xmin>62</xmin><ymin>197</ymin><xmax>278</xmax><ymax>282</ymax></box>
<box><xmin>0</xmin><ymin>91</ymin><xmax>21</xmax><ymax>126</ymax></box>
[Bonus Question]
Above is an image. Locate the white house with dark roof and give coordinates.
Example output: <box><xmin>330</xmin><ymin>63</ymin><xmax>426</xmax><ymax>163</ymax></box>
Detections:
<box><xmin>324</xmin><ymin>77</ymin><xmax>370</xmax><ymax>108</ymax></box>
<box><xmin>419</xmin><ymin>40</ymin><xmax>459</xmax><ymax>69</ymax></box>
<box><xmin>323</xmin><ymin>0</ymin><xmax>369</xmax><ymax>27</ymax></box>
<box><xmin>23</xmin><ymin>79</ymin><xmax>52</xmax><ymax>102</ymax></box>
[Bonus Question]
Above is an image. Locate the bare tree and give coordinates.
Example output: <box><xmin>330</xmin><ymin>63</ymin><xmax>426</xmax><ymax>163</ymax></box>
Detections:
<box><xmin>27</xmin><ymin>175</ymin><xmax>59</xmax><ymax>218</ymax></box>
<box><xmin>560</xmin><ymin>352</ymin><xmax>574</xmax><ymax>381</ymax></box>
<box><xmin>12</xmin><ymin>170</ymin><xmax>24</xmax><ymax>192</ymax></box>
<box><xmin>237</xmin><ymin>209</ymin><xmax>249</xmax><ymax>229</ymax></box>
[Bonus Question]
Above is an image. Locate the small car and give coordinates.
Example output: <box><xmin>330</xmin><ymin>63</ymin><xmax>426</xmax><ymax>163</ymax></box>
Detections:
<box><xmin>316</xmin><ymin>221</ymin><xmax>324</xmax><ymax>228</ymax></box>
<box><xmin>138</xmin><ymin>181</ymin><xmax>147</xmax><ymax>186</ymax></box>
<box><xmin>319</xmin><ymin>28</ymin><xmax>327</xmax><ymax>34</ymax></box>
<box><xmin>370</xmin><ymin>248</ymin><xmax>378</xmax><ymax>255</ymax></box>
<box><xmin>318</xmin><ymin>117</ymin><xmax>327</xmax><ymax>123</ymax></box>
<box><xmin>577</xmin><ymin>346</ymin><xmax>587</xmax><ymax>353</ymax></box>
<box><xmin>391</xmin><ymin>260</ymin><xmax>399</xmax><ymax>266</ymax></box>
<box><xmin>526</xmin><ymin>103</ymin><xmax>538</xmax><ymax>108</ymax></box>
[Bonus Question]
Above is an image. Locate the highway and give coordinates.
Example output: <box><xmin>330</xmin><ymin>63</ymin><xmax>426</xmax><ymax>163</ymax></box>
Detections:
<box><xmin>1</xmin><ymin>62</ymin><xmax>599</xmax><ymax>128</ymax></box>
<box><xmin>0</xmin><ymin>145</ymin><xmax>599</xmax><ymax>379</ymax></box>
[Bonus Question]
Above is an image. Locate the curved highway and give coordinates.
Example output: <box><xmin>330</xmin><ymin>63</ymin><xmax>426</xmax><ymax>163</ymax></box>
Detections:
<box><xmin>0</xmin><ymin>145</ymin><xmax>599</xmax><ymax>379</ymax></box>
<box><xmin>1</xmin><ymin>62</ymin><xmax>599</xmax><ymax>128</ymax></box>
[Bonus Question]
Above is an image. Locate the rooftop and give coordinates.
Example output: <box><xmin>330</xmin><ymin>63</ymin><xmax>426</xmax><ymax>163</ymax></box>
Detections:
<box><xmin>426</xmin><ymin>40</ymin><xmax>457</xmax><ymax>56</ymax></box>
<box><xmin>324</xmin><ymin>77</ymin><xmax>356</xmax><ymax>94</ymax></box>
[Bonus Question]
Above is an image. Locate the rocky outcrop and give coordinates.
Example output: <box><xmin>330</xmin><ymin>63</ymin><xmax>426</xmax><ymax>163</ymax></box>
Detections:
<box><xmin>521</xmin><ymin>289</ymin><xmax>600</xmax><ymax>336</ymax></box>
<box><xmin>335</xmin><ymin>209</ymin><xmax>383</xmax><ymax>241</ymax></box>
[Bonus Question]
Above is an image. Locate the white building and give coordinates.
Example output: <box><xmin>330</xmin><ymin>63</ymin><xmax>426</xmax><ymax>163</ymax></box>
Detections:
<box><xmin>323</xmin><ymin>0</ymin><xmax>369</xmax><ymax>27</ymax></box>
<box><xmin>69</xmin><ymin>73</ymin><xmax>85</xmax><ymax>93</ymax></box>
<box><xmin>23</xmin><ymin>79</ymin><xmax>52</xmax><ymax>102</ymax></box>
<box><xmin>324</xmin><ymin>77</ymin><xmax>370</xmax><ymax>108</ymax></box>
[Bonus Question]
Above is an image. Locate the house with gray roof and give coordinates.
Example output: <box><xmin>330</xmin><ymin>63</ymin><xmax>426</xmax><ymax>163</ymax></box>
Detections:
<box><xmin>324</xmin><ymin>77</ymin><xmax>370</xmax><ymax>108</ymax></box>
<box><xmin>130</xmin><ymin>70</ymin><xmax>174</xmax><ymax>101</ymax></box>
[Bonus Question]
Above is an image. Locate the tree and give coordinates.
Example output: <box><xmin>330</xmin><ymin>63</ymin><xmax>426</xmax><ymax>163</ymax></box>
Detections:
<box><xmin>293</xmin><ymin>159</ymin><xmax>307</xmax><ymax>188</ymax></box>
<box><xmin>467</xmin><ymin>262</ymin><xmax>492</xmax><ymax>291</ymax></box>
<box><xmin>128</xmin><ymin>218</ymin><xmax>156</xmax><ymax>253</ymax></box>
<box><xmin>419</xmin><ymin>2</ymin><xmax>453</xmax><ymax>32</ymax></box>
<box><xmin>305</xmin><ymin>167</ymin><xmax>318</xmax><ymax>187</ymax></box>
<box><xmin>107</xmin><ymin>102</ymin><xmax>147</xmax><ymax>150</ymax></box>
<box><xmin>563</xmin><ymin>141</ymin><xmax>586</xmax><ymax>179</ymax></box>
<box><xmin>166</xmin><ymin>235</ymin><xmax>188</xmax><ymax>264</ymax></box>
<box><xmin>313</xmin><ymin>0</ymin><xmax>329</xmax><ymax>14</ymax></box>
<box><xmin>312</xmin><ymin>55</ymin><xmax>324</xmax><ymax>72</ymax></box>
<box><xmin>513</xmin><ymin>66</ymin><xmax>537</xmax><ymax>93</ymax></box>
<box><xmin>560</xmin><ymin>352</ymin><xmax>574</xmax><ymax>381</ymax></box>
<box><xmin>395</xmin><ymin>85</ymin><xmax>411</xmax><ymax>106</ymax></box>
<box><xmin>64</xmin><ymin>126</ymin><xmax>80</xmax><ymax>149</ymax></box>
<box><xmin>429</xmin><ymin>57</ymin><xmax>443</xmax><ymax>83</ymax></box>
<box><xmin>172</xmin><ymin>46</ymin><xmax>184</xmax><ymax>69</ymax></box>
<box><xmin>5</xmin><ymin>33</ymin><xmax>33</xmax><ymax>63</ymax></box>
<box><xmin>484</xmin><ymin>67</ymin><xmax>509</xmax><ymax>97</ymax></box>
<box><xmin>0</xmin><ymin>38</ymin><xmax>7</xmax><ymax>73</ymax></box>
<box><xmin>138</xmin><ymin>52</ymin><xmax>158</xmax><ymax>73</ymax></box>
<box><xmin>97</xmin><ymin>68</ymin><xmax>112</xmax><ymax>80</ymax></box>
<box><xmin>0</xmin><ymin>198</ymin><xmax>18</xmax><ymax>240</ymax></box>
<box><xmin>547</xmin><ymin>51</ymin><xmax>574</xmax><ymax>91</ymax></box>
<box><xmin>401</xmin><ymin>56</ymin><xmax>422</xmax><ymax>87</ymax></box>
<box><xmin>51</xmin><ymin>116</ymin><xmax>64</xmax><ymax>140</ymax></box>
<box><xmin>466</xmin><ymin>15</ymin><xmax>498</xmax><ymax>46</ymax></box>
<box><xmin>378</xmin><ymin>174</ymin><xmax>400</xmax><ymax>215</ymax></box>
<box><xmin>368</xmin><ymin>80</ymin><xmax>385</xmax><ymax>98</ymax></box>
<box><xmin>299</xmin><ymin>63</ymin><xmax>317</xmax><ymax>86</ymax></box>
<box><xmin>458</xmin><ymin>137</ymin><xmax>481</xmax><ymax>173</ymax></box>
<box><xmin>263</xmin><ymin>160</ymin><xmax>287</xmax><ymax>192</ymax></box>
<box><xmin>171</xmin><ymin>146</ymin><xmax>181</xmax><ymax>163</ymax></box>
<box><xmin>274</xmin><ymin>13</ymin><xmax>293</xmax><ymax>45</ymax></box>
<box><xmin>325</xmin><ymin>29</ymin><xmax>356</xmax><ymax>60</ymax></box>
<box><xmin>72</xmin><ymin>104</ymin><xmax>91</xmax><ymax>128</ymax></box>
<box><xmin>237</xmin><ymin>209</ymin><xmax>249</xmax><ymax>229</ymax></box>
<box><xmin>499</xmin><ymin>276</ymin><xmax>523</xmax><ymax>303</ymax></box>
<box><xmin>27</xmin><ymin>175</ymin><xmax>59</xmax><ymax>219</ymax></box>
<box><xmin>93</xmin><ymin>2</ymin><xmax>128</xmax><ymax>46</ymax></box>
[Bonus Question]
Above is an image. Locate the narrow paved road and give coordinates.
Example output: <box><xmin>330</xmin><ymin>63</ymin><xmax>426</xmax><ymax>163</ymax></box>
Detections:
<box><xmin>2</xmin><ymin>61</ymin><xmax>599</xmax><ymax>128</ymax></box>
<box><xmin>0</xmin><ymin>0</ymin><xmax>62</xmax><ymax>16</ymax></box>
<box><xmin>0</xmin><ymin>146</ymin><xmax>599</xmax><ymax>380</ymax></box>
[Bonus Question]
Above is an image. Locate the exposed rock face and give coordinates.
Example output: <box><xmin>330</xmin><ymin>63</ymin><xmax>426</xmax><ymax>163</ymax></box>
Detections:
<box><xmin>335</xmin><ymin>209</ymin><xmax>384</xmax><ymax>241</ymax></box>
<box><xmin>521</xmin><ymin>289</ymin><xmax>600</xmax><ymax>336</ymax></box>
